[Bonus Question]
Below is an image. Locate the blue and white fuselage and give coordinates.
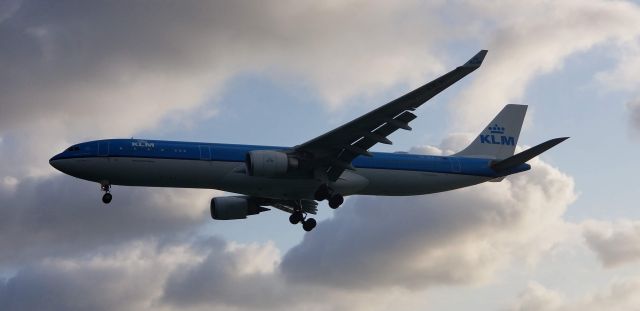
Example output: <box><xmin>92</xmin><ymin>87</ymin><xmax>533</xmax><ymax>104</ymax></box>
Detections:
<box><xmin>49</xmin><ymin>139</ymin><xmax>530</xmax><ymax>200</ymax></box>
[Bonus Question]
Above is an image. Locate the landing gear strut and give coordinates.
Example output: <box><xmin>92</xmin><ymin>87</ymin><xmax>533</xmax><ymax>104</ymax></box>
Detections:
<box><xmin>101</xmin><ymin>182</ymin><xmax>112</xmax><ymax>204</ymax></box>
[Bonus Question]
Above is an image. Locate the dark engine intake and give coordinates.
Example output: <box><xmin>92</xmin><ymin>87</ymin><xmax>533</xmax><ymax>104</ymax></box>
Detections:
<box><xmin>245</xmin><ymin>150</ymin><xmax>299</xmax><ymax>177</ymax></box>
<box><xmin>210</xmin><ymin>196</ymin><xmax>269</xmax><ymax>220</ymax></box>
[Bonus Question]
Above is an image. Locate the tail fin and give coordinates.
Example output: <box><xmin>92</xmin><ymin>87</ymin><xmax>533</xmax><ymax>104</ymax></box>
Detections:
<box><xmin>455</xmin><ymin>104</ymin><xmax>527</xmax><ymax>159</ymax></box>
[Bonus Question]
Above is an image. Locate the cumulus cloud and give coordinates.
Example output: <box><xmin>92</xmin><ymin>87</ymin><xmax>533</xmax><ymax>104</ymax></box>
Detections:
<box><xmin>510</xmin><ymin>282</ymin><xmax>565</xmax><ymax>311</ymax></box>
<box><xmin>509</xmin><ymin>279</ymin><xmax>640</xmax><ymax>311</ymax></box>
<box><xmin>0</xmin><ymin>139</ymin><xmax>577</xmax><ymax>310</ymax></box>
<box><xmin>0</xmin><ymin>238</ymin><xmax>227</xmax><ymax>311</ymax></box>
<box><xmin>0</xmin><ymin>236</ymin><xmax>425</xmax><ymax>311</ymax></box>
<box><xmin>596</xmin><ymin>42</ymin><xmax>640</xmax><ymax>92</ymax></box>
<box><xmin>0</xmin><ymin>0</ymin><xmax>454</xmax><ymax>178</ymax></box>
<box><xmin>281</xmin><ymin>150</ymin><xmax>575</xmax><ymax>290</ymax></box>
<box><xmin>162</xmin><ymin>239</ymin><xmax>288</xmax><ymax>309</ymax></box>
<box><xmin>2</xmin><ymin>1</ymin><xmax>639</xmax><ymax>310</ymax></box>
<box><xmin>625</xmin><ymin>99</ymin><xmax>640</xmax><ymax>135</ymax></box>
<box><xmin>582</xmin><ymin>220</ymin><xmax>640</xmax><ymax>267</ymax></box>
<box><xmin>450</xmin><ymin>0</ymin><xmax>640</xmax><ymax>132</ymax></box>
<box><xmin>0</xmin><ymin>175</ymin><xmax>213</xmax><ymax>266</ymax></box>
<box><xmin>4</xmin><ymin>0</ymin><xmax>640</xmax><ymax>177</ymax></box>
<box><xmin>409</xmin><ymin>133</ymin><xmax>474</xmax><ymax>156</ymax></box>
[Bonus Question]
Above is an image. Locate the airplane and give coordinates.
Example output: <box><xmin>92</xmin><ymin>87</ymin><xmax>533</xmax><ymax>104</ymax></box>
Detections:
<box><xmin>49</xmin><ymin>50</ymin><xmax>568</xmax><ymax>232</ymax></box>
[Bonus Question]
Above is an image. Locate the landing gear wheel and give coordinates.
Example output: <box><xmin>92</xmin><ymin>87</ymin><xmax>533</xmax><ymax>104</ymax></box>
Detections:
<box><xmin>314</xmin><ymin>184</ymin><xmax>330</xmax><ymax>201</ymax></box>
<box><xmin>328</xmin><ymin>194</ymin><xmax>344</xmax><ymax>209</ymax></box>
<box><xmin>302</xmin><ymin>218</ymin><xmax>317</xmax><ymax>232</ymax></box>
<box><xmin>102</xmin><ymin>193</ymin><xmax>112</xmax><ymax>204</ymax></box>
<box><xmin>289</xmin><ymin>212</ymin><xmax>303</xmax><ymax>225</ymax></box>
<box><xmin>100</xmin><ymin>182</ymin><xmax>112</xmax><ymax>204</ymax></box>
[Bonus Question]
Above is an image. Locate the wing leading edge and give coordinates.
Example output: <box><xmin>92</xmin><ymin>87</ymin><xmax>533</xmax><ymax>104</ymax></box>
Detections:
<box><xmin>295</xmin><ymin>50</ymin><xmax>488</xmax><ymax>181</ymax></box>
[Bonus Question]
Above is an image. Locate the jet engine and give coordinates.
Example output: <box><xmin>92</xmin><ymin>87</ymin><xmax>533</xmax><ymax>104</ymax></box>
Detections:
<box><xmin>245</xmin><ymin>150</ymin><xmax>299</xmax><ymax>177</ymax></box>
<box><xmin>210</xmin><ymin>196</ymin><xmax>269</xmax><ymax>220</ymax></box>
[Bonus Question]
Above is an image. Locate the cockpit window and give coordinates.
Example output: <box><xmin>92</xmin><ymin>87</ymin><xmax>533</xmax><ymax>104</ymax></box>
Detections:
<box><xmin>66</xmin><ymin>146</ymin><xmax>81</xmax><ymax>151</ymax></box>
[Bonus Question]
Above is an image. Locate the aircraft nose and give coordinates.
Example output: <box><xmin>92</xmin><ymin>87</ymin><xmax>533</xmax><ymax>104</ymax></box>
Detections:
<box><xmin>49</xmin><ymin>154</ymin><xmax>63</xmax><ymax>171</ymax></box>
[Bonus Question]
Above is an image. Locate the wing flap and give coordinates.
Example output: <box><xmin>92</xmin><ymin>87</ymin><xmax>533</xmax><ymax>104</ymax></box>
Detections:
<box><xmin>267</xmin><ymin>199</ymin><xmax>318</xmax><ymax>215</ymax></box>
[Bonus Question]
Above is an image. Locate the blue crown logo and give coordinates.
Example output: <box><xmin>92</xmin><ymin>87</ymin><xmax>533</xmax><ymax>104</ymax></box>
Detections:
<box><xmin>488</xmin><ymin>124</ymin><xmax>505</xmax><ymax>134</ymax></box>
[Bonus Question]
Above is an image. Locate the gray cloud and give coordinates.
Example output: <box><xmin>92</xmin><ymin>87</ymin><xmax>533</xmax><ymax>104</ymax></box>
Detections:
<box><xmin>0</xmin><ymin>0</ymin><xmax>454</xmax><ymax>178</ymax></box>
<box><xmin>162</xmin><ymin>238</ymin><xmax>290</xmax><ymax>309</ymax></box>
<box><xmin>0</xmin><ymin>175</ymin><xmax>211</xmax><ymax>266</ymax></box>
<box><xmin>582</xmin><ymin>220</ymin><xmax>640</xmax><ymax>267</ymax></box>
<box><xmin>0</xmin><ymin>238</ymin><xmax>206</xmax><ymax>311</ymax></box>
<box><xmin>510</xmin><ymin>282</ymin><xmax>565</xmax><ymax>311</ymax></box>
<box><xmin>0</xmin><ymin>235</ymin><xmax>423</xmax><ymax>311</ymax></box>
<box><xmin>450</xmin><ymin>0</ymin><xmax>640</xmax><ymax>132</ymax></box>
<box><xmin>626</xmin><ymin>99</ymin><xmax>640</xmax><ymax>134</ymax></box>
<box><xmin>281</xmin><ymin>155</ymin><xmax>575</xmax><ymax>290</ymax></box>
<box><xmin>509</xmin><ymin>279</ymin><xmax>640</xmax><ymax>311</ymax></box>
<box><xmin>2</xmin><ymin>1</ymin><xmax>637</xmax><ymax>310</ymax></box>
<box><xmin>0</xmin><ymin>152</ymin><xmax>576</xmax><ymax>311</ymax></box>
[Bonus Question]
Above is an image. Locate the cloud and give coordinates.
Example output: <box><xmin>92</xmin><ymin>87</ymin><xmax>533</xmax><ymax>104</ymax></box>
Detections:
<box><xmin>0</xmin><ymin>138</ymin><xmax>577</xmax><ymax>310</ymax></box>
<box><xmin>0</xmin><ymin>240</ymin><xmax>178</xmax><ymax>311</ymax></box>
<box><xmin>0</xmin><ymin>238</ymin><xmax>215</xmax><ymax>311</ymax></box>
<box><xmin>0</xmin><ymin>235</ymin><xmax>435</xmax><ymax>311</ymax></box>
<box><xmin>2</xmin><ymin>1</ymin><xmax>638</xmax><ymax>310</ymax></box>
<box><xmin>509</xmin><ymin>279</ymin><xmax>640</xmax><ymax>311</ymax></box>
<box><xmin>409</xmin><ymin>133</ymin><xmax>474</xmax><ymax>156</ymax></box>
<box><xmin>0</xmin><ymin>0</ymin><xmax>455</xmax><ymax>178</ymax></box>
<box><xmin>4</xmin><ymin>0</ymin><xmax>640</xmax><ymax>177</ymax></box>
<box><xmin>0</xmin><ymin>175</ymin><xmax>213</xmax><ymax>266</ymax></box>
<box><xmin>582</xmin><ymin>219</ymin><xmax>640</xmax><ymax>267</ymax></box>
<box><xmin>510</xmin><ymin>282</ymin><xmax>565</xmax><ymax>311</ymax></box>
<box><xmin>449</xmin><ymin>0</ymin><xmax>640</xmax><ymax>132</ymax></box>
<box><xmin>162</xmin><ymin>239</ymin><xmax>288</xmax><ymax>309</ymax></box>
<box><xmin>596</xmin><ymin>42</ymin><xmax>640</xmax><ymax>92</ymax></box>
<box><xmin>626</xmin><ymin>99</ymin><xmax>640</xmax><ymax>135</ymax></box>
<box><xmin>281</xmin><ymin>148</ymin><xmax>576</xmax><ymax>290</ymax></box>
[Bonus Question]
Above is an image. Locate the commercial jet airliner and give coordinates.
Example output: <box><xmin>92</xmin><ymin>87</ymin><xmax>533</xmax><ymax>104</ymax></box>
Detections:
<box><xmin>50</xmin><ymin>50</ymin><xmax>567</xmax><ymax>232</ymax></box>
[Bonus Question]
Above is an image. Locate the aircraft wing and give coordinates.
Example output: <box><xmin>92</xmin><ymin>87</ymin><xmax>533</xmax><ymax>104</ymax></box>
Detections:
<box><xmin>294</xmin><ymin>50</ymin><xmax>488</xmax><ymax>181</ymax></box>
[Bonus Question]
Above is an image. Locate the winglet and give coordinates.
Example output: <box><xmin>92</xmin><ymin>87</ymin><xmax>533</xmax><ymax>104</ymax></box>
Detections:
<box><xmin>462</xmin><ymin>50</ymin><xmax>488</xmax><ymax>68</ymax></box>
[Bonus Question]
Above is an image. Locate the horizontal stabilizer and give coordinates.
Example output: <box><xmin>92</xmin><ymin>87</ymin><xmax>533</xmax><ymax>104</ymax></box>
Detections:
<box><xmin>491</xmin><ymin>137</ymin><xmax>569</xmax><ymax>172</ymax></box>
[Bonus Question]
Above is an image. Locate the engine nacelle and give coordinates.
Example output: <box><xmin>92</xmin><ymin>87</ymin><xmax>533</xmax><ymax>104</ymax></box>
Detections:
<box><xmin>245</xmin><ymin>150</ymin><xmax>299</xmax><ymax>177</ymax></box>
<box><xmin>210</xmin><ymin>196</ymin><xmax>268</xmax><ymax>220</ymax></box>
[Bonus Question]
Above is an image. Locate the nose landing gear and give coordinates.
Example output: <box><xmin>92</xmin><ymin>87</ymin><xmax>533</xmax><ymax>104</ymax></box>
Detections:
<box><xmin>101</xmin><ymin>182</ymin><xmax>112</xmax><ymax>204</ymax></box>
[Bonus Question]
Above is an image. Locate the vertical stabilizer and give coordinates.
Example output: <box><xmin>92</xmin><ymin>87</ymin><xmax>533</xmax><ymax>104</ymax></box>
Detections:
<box><xmin>455</xmin><ymin>104</ymin><xmax>527</xmax><ymax>159</ymax></box>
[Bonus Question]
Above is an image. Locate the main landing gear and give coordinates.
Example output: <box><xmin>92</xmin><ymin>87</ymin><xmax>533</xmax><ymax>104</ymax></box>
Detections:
<box><xmin>289</xmin><ymin>210</ymin><xmax>317</xmax><ymax>232</ymax></box>
<box><xmin>314</xmin><ymin>184</ymin><xmax>344</xmax><ymax>209</ymax></box>
<box><xmin>101</xmin><ymin>182</ymin><xmax>112</xmax><ymax>204</ymax></box>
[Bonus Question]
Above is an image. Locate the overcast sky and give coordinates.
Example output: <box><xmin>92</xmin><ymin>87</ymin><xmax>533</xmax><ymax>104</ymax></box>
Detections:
<box><xmin>2</xmin><ymin>0</ymin><xmax>640</xmax><ymax>310</ymax></box>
